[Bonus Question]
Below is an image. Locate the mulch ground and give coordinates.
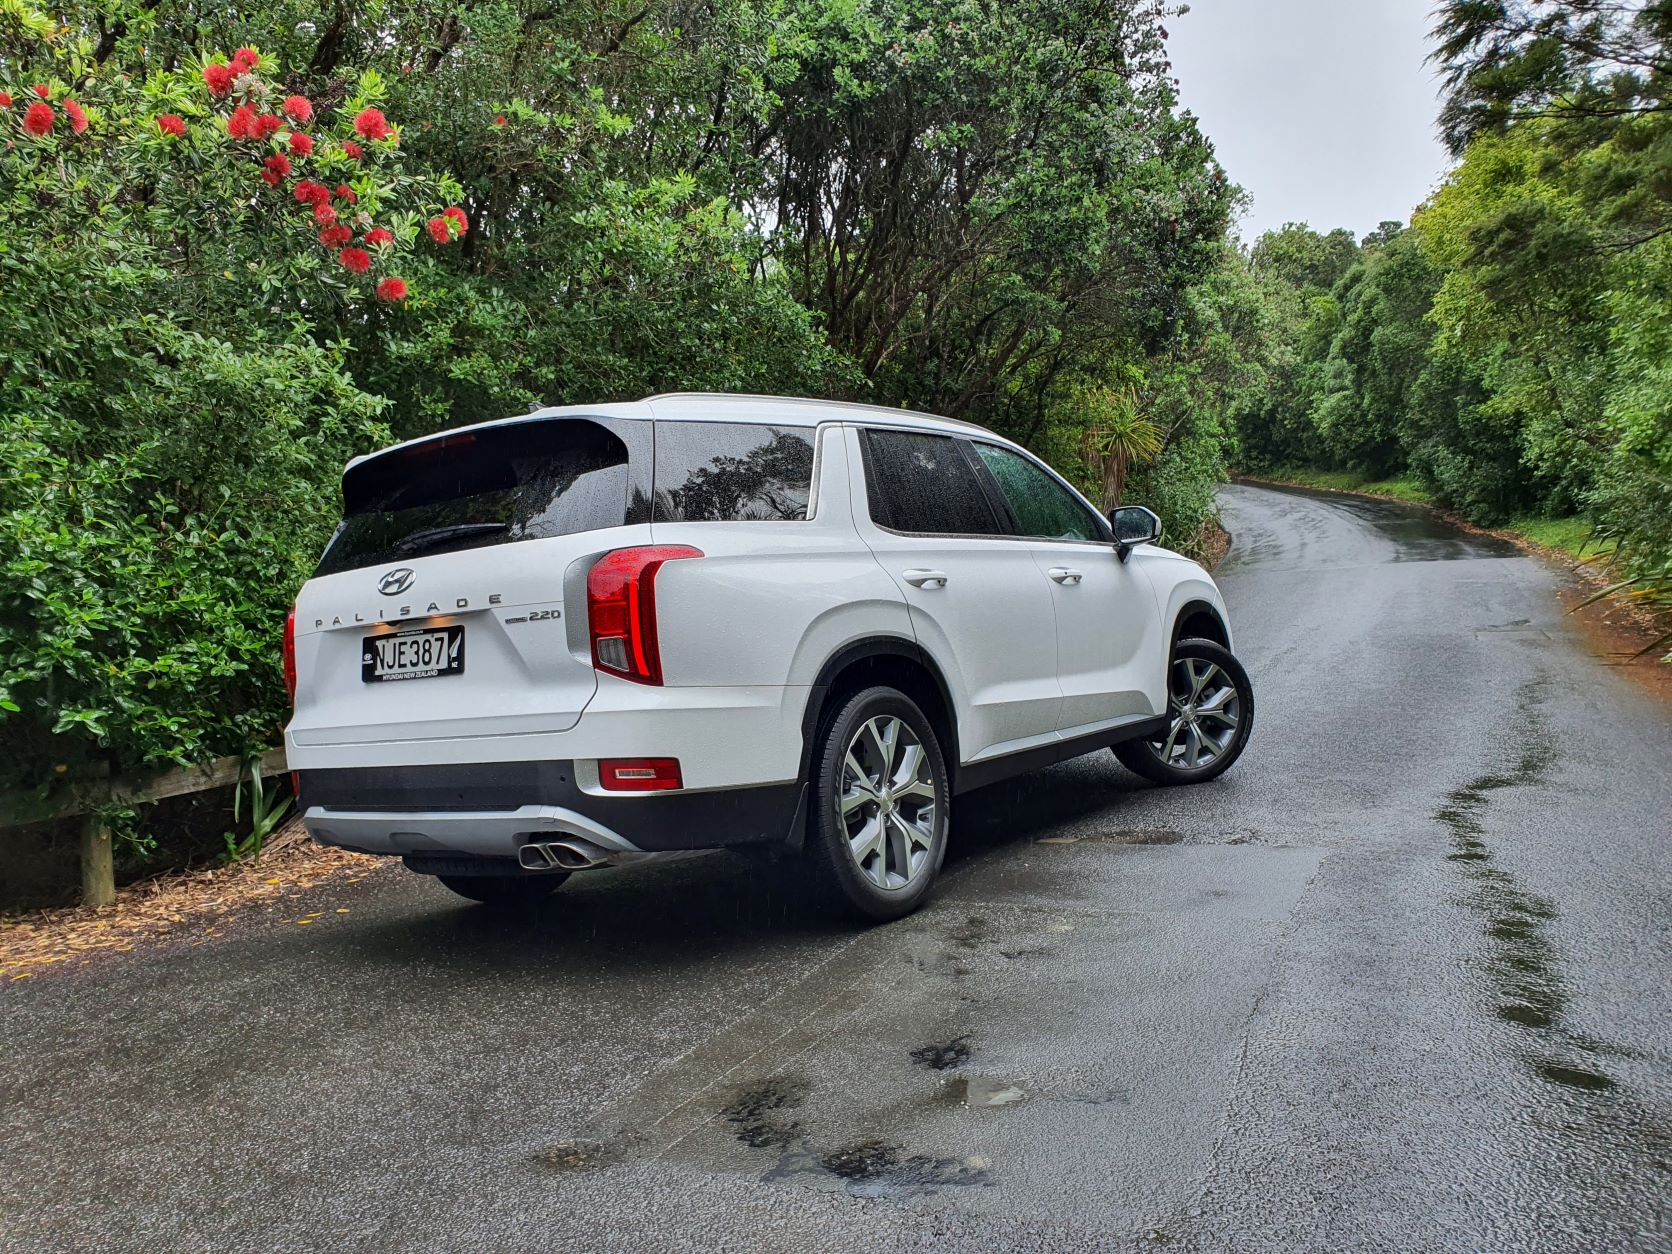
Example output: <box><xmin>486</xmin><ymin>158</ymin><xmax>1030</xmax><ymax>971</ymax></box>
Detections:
<box><xmin>0</xmin><ymin>821</ymin><xmax>385</xmax><ymax>982</ymax></box>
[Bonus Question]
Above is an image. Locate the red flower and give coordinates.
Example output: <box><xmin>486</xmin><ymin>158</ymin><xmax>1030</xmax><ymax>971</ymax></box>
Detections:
<box><xmin>63</xmin><ymin>99</ymin><xmax>87</xmax><ymax>134</ymax></box>
<box><xmin>289</xmin><ymin>132</ymin><xmax>313</xmax><ymax>157</ymax></box>
<box><xmin>352</xmin><ymin>108</ymin><xmax>389</xmax><ymax>141</ymax></box>
<box><xmin>293</xmin><ymin>179</ymin><xmax>330</xmax><ymax>205</ymax></box>
<box><xmin>314</xmin><ymin>202</ymin><xmax>337</xmax><ymax>225</ymax></box>
<box><xmin>319</xmin><ymin>224</ymin><xmax>353</xmax><ymax>247</ymax></box>
<box><xmin>227</xmin><ymin>104</ymin><xmax>256</xmax><ymax>139</ymax></box>
<box><xmin>232</xmin><ymin>47</ymin><xmax>260</xmax><ymax>72</ymax></box>
<box><xmin>443</xmin><ymin>206</ymin><xmax>469</xmax><ymax>235</ymax></box>
<box><xmin>425</xmin><ymin>216</ymin><xmax>451</xmax><ymax>244</ymax></box>
<box><xmin>376</xmin><ymin>277</ymin><xmax>408</xmax><ymax>302</ymax></box>
<box><xmin>22</xmin><ymin>101</ymin><xmax>53</xmax><ymax>136</ymax></box>
<box><xmin>256</xmin><ymin>113</ymin><xmax>284</xmax><ymax>139</ymax></box>
<box><xmin>203</xmin><ymin>63</ymin><xmax>234</xmax><ymax>96</ymax></box>
<box><xmin>340</xmin><ymin>139</ymin><xmax>364</xmax><ymax>161</ymax></box>
<box><xmin>339</xmin><ymin>247</ymin><xmax>372</xmax><ymax>274</ymax></box>
<box><xmin>32</xmin><ymin>84</ymin><xmax>49</xmax><ymax>99</ymax></box>
<box><xmin>493</xmin><ymin>114</ymin><xmax>507</xmax><ymax>127</ymax></box>
<box><xmin>282</xmin><ymin>95</ymin><xmax>313</xmax><ymax>126</ymax></box>
<box><xmin>365</xmin><ymin>226</ymin><xmax>393</xmax><ymax>247</ymax></box>
<box><xmin>334</xmin><ymin>183</ymin><xmax>357</xmax><ymax>204</ymax></box>
<box><xmin>0</xmin><ymin>93</ymin><xmax>13</xmax><ymax>110</ymax></box>
<box><xmin>264</xmin><ymin>152</ymin><xmax>291</xmax><ymax>177</ymax></box>
<box><xmin>156</xmin><ymin>114</ymin><xmax>187</xmax><ymax>137</ymax></box>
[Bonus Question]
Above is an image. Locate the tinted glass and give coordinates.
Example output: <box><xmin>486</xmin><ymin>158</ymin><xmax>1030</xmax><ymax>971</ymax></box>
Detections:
<box><xmin>862</xmin><ymin>430</ymin><xmax>1006</xmax><ymax>536</ymax></box>
<box><xmin>317</xmin><ymin>419</ymin><xmax>629</xmax><ymax>575</ymax></box>
<box><xmin>972</xmin><ymin>443</ymin><xmax>1107</xmax><ymax>542</ymax></box>
<box><xmin>653</xmin><ymin>422</ymin><xmax>816</xmax><ymax>522</ymax></box>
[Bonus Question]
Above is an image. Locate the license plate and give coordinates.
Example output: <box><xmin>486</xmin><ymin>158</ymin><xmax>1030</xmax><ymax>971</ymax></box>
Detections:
<box><xmin>362</xmin><ymin>625</ymin><xmax>465</xmax><ymax>683</ymax></box>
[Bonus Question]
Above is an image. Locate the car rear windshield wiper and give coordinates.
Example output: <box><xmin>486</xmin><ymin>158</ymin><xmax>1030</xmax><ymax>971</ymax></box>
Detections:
<box><xmin>390</xmin><ymin>522</ymin><xmax>509</xmax><ymax>555</ymax></box>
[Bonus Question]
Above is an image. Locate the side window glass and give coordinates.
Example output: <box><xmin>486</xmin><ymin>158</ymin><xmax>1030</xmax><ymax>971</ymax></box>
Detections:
<box><xmin>971</xmin><ymin>443</ymin><xmax>1107</xmax><ymax>542</ymax></box>
<box><xmin>861</xmin><ymin>430</ymin><xmax>1008</xmax><ymax>536</ymax></box>
<box><xmin>653</xmin><ymin>422</ymin><xmax>816</xmax><ymax>522</ymax></box>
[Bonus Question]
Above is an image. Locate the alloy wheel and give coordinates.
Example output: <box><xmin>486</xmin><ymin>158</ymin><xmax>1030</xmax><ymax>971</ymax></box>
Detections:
<box><xmin>838</xmin><ymin>715</ymin><xmax>939</xmax><ymax>890</ymax></box>
<box><xmin>1149</xmin><ymin>657</ymin><xmax>1242</xmax><ymax>771</ymax></box>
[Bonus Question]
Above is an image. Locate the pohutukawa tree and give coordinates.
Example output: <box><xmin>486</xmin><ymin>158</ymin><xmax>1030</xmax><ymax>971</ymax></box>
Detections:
<box><xmin>0</xmin><ymin>15</ymin><xmax>470</xmax><ymax>801</ymax></box>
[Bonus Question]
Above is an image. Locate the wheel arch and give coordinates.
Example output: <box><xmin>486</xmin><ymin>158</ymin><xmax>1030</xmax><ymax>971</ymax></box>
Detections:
<box><xmin>1172</xmin><ymin>598</ymin><xmax>1231</xmax><ymax>651</ymax></box>
<box><xmin>798</xmin><ymin>637</ymin><xmax>961</xmax><ymax>793</ymax></box>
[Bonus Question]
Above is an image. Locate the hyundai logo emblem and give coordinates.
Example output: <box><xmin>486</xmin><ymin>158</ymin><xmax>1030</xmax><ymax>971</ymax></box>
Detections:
<box><xmin>378</xmin><ymin>568</ymin><xmax>416</xmax><ymax>596</ymax></box>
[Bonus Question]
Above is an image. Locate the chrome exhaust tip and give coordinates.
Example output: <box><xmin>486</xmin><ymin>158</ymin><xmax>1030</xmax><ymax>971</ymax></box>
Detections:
<box><xmin>517</xmin><ymin>837</ymin><xmax>612</xmax><ymax>872</ymax></box>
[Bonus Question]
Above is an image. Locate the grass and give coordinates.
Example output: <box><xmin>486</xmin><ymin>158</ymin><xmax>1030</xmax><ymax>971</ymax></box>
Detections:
<box><xmin>1501</xmin><ymin>514</ymin><xmax>1608</xmax><ymax>561</ymax></box>
<box><xmin>1241</xmin><ymin>465</ymin><xmax>1608</xmax><ymax>560</ymax></box>
<box><xmin>1250</xmin><ymin>465</ymin><xmax>1435</xmax><ymax>505</ymax></box>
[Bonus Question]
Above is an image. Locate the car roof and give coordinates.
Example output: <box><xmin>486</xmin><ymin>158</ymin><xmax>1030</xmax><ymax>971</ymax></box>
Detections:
<box><xmin>643</xmin><ymin>392</ymin><xmax>994</xmax><ymax>436</ymax></box>
<box><xmin>346</xmin><ymin>392</ymin><xmax>1001</xmax><ymax>469</ymax></box>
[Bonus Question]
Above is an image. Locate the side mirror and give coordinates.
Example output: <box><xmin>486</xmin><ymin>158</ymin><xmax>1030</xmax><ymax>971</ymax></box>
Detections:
<box><xmin>1109</xmin><ymin>505</ymin><xmax>1162</xmax><ymax>562</ymax></box>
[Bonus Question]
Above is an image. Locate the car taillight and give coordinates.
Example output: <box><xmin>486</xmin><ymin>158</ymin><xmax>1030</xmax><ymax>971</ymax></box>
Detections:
<box><xmin>598</xmin><ymin>758</ymin><xmax>683</xmax><ymax>792</ymax></box>
<box><xmin>586</xmin><ymin>546</ymin><xmax>702</xmax><ymax>685</ymax></box>
<box><xmin>282</xmin><ymin>608</ymin><xmax>298</xmax><ymax>703</ymax></box>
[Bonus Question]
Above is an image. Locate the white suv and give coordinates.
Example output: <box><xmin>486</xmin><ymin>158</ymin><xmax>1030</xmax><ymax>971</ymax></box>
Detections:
<box><xmin>285</xmin><ymin>393</ymin><xmax>1252</xmax><ymax>918</ymax></box>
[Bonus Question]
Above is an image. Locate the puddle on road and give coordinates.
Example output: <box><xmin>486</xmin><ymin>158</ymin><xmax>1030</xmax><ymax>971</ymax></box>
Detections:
<box><xmin>767</xmin><ymin>1138</ymin><xmax>993</xmax><ymax>1198</ymax></box>
<box><xmin>910</xmin><ymin>1036</ymin><xmax>972</xmax><ymax>1071</ymax></box>
<box><xmin>721</xmin><ymin>1076</ymin><xmax>811</xmax><ymax>1148</ymax></box>
<box><xmin>721</xmin><ymin>1073</ymin><xmax>994</xmax><ymax>1198</ymax></box>
<box><xmin>1435</xmin><ymin>677</ymin><xmax>1620</xmax><ymax>1094</ymax></box>
<box><xmin>530</xmin><ymin>1137</ymin><xmax>630</xmax><ymax>1174</ymax></box>
<box><xmin>942</xmin><ymin>1075</ymin><xmax>1031</xmax><ymax>1108</ymax></box>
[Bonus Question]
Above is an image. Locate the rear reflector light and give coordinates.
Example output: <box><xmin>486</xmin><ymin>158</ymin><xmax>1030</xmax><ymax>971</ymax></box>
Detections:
<box><xmin>586</xmin><ymin>546</ymin><xmax>702</xmax><ymax>685</ymax></box>
<box><xmin>282</xmin><ymin>609</ymin><xmax>298</xmax><ymax>703</ymax></box>
<box><xmin>598</xmin><ymin>758</ymin><xmax>683</xmax><ymax>792</ymax></box>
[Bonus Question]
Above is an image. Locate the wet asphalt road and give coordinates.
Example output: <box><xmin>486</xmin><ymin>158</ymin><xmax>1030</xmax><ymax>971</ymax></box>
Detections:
<box><xmin>3</xmin><ymin>483</ymin><xmax>1670</xmax><ymax>1252</ymax></box>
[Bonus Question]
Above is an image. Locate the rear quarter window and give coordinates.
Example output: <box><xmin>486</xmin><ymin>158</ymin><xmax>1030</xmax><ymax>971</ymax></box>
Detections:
<box><xmin>652</xmin><ymin>422</ymin><xmax>816</xmax><ymax>522</ymax></box>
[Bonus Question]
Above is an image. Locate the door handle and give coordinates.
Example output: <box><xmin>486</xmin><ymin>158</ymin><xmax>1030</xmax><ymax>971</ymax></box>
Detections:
<box><xmin>1048</xmin><ymin>567</ymin><xmax>1083</xmax><ymax>585</ymax></box>
<box><xmin>902</xmin><ymin>569</ymin><xmax>950</xmax><ymax>589</ymax></box>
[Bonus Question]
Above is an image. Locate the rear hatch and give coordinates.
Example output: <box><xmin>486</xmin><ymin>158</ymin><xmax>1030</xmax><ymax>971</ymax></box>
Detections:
<box><xmin>288</xmin><ymin>416</ymin><xmax>651</xmax><ymax>749</ymax></box>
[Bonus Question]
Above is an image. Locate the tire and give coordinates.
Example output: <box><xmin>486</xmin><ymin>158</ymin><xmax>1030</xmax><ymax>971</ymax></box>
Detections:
<box><xmin>1114</xmin><ymin>637</ymin><xmax>1253</xmax><ymax>785</ymax></box>
<box><xmin>806</xmin><ymin>686</ymin><xmax>950</xmax><ymax>922</ymax></box>
<box><xmin>434</xmin><ymin>872</ymin><xmax>567</xmax><ymax>906</ymax></box>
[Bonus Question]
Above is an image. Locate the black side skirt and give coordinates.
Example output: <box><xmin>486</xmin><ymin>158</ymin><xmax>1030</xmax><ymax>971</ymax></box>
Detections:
<box><xmin>954</xmin><ymin>715</ymin><xmax>1170</xmax><ymax>794</ymax></box>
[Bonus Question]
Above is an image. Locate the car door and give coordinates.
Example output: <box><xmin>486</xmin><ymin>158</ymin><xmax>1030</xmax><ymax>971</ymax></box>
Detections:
<box><xmin>968</xmin><ymin>440</ymin><xmax>1163</xmax><ymax>733</ymax></box>
<box><xmin>848</xmin><ymin>426</ymin><xmax>1063</xmax><ymax>762</ymax></box>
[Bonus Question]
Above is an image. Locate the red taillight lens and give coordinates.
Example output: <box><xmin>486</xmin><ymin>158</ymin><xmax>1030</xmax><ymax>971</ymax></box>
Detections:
<box><xmin>282</xmin><ymin>609</ymin><xmax>298</xmax><ymax>703</ymax></box>
<box><xmin>599</xmin><ymin>758</ymin><xmax>683</xmax><ymax>792</ymax></box>
<box><xmin>586</xmin><ymin>546</ymin><xmax>702</xmax><ymax>685</ymax></box>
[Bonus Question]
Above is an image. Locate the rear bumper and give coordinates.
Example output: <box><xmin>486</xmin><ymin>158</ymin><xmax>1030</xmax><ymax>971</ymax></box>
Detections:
<box><xmin>297</xmin><ymin>762</ymin><xmax>803</xmax><ymax>861</ymax></box>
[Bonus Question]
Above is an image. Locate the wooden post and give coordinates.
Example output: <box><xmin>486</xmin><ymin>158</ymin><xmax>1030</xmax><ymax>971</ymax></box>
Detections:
<box><xmin>80</xmin><ymin>813</ymin><xmax>115</xmax><ymax>908</ymax></box>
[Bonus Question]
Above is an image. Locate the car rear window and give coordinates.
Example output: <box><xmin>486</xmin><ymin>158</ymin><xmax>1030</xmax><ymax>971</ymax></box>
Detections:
<box><xmin>860</xmin><ymin>429</ymin><xmax>1007</xmax><ymax>536</ymax></box>
<box><xmin>652</xmin><ymin>422</ymin><xmax>816</xmax><ymax>522</ymax></box>
<box><xmin>316</xmin><ymin>419</ymin><xmax>631</xmax><ymax>576</ymax></box>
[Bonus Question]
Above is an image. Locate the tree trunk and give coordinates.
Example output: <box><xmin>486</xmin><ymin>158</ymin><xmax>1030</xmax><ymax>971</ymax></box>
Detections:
<box><xmin>1102</xmin><ymin>447</ymin><xmax>1127</xmax><ymax>513</ymax></box>
<box><xmin>81</xmin><ymin>814</ymin><xmax>115</xmax><ymax>908</ymax></box>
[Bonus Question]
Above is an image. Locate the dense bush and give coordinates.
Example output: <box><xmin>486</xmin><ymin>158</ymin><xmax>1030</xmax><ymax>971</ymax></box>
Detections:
<box><xmin>2</xmin><ymin>0</ymin><xmax>1245</xmax><ymax>822</ymax></box>
<box><xmin>0</xmin><ymin>19</ymin><xmax>452</xmax><ymax>793</ymax></box>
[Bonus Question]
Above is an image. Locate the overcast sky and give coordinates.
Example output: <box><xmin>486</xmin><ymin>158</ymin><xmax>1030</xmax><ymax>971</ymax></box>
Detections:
<box><xmin>1166</xmin><ymin>0</ymin><xmax>1454</xmax><ymax>244</ymax></box>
